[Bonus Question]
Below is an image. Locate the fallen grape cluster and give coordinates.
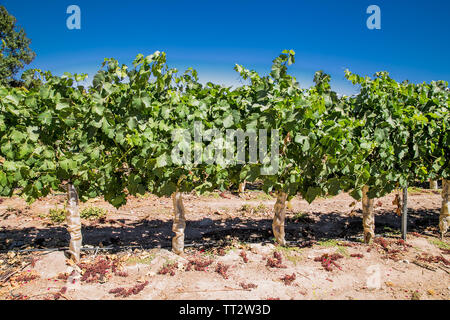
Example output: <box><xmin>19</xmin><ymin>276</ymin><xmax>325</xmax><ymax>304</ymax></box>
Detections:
<box><xmin>416</xmin><ymin>253</ymin><xmax>450</xmax><ymax>266</ymax></box>
<box><xmin>51</xmin><ymin>286</ymin><xmax>68</xmax><ymax>300</ymax></box>
<box><xmin>266</xmin><ymin>251</ymin><xmax>287</xmax><ymax>269</ymax></box>
<box><xmin>215</xmin><ymin>262</ymin><xmax>230</xmax><ymax>279</ymax></box>
<box><xmin>280</xmin><ymin>273</ymin><xmax>296</xmax><ymax>286</ymax></box>
<box><xmin>185</xmin><ymin>257</ymin><xmax>213</xmax><ymax>272</ymax></box>
<box><xmin>157</xmin><ymin>262</ymin><xmax>178</xmax><ymax>276</ymax></box>
<box><xmin>373</xmin><ymin>237</ymin><xmax>412</xmax><ymax>261</ymax></box>
<box><xmin>239</xmin><ymin>250</ymin><xmax>249</xmax><ymax>263</ymax></box>
<box><xmin>314</xmin><ymin>253</ymin><xmax>344</xmax><ymax>272</ymax></box>
<box><xmin>78</xmin><ymin>256</ymin><xmax>127</xmax><ymax>283</ymax></box>
<box><xmin>239</xmin><ymin>282</ymin><xmax>258</xmax><ymax>290</ymax></box>
<box><xmin>108</xmin><ymin>281</ymin><xmax>149</xmax><ymax>298</ymax></box>
<box><xmin>12</xmin><ymin>271</ymin><xmax>40</xmax><ymax>283</ymax></box>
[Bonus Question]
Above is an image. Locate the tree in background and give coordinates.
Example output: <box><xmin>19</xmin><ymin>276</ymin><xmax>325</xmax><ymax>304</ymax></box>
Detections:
<box><xmin>0</xmin><ymin>5</ymin><xmax>36</xmax><ymax>87</ymax></box>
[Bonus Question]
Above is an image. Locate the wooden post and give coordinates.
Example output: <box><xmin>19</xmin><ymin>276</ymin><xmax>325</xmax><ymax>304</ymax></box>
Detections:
<box><xmin>440</xmin><ymin>179</ymin><xmax>449</xmax><ymax>239</ymax></box>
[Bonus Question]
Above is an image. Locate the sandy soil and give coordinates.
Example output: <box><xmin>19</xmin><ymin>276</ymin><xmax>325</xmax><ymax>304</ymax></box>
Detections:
<box><xmin>0</xmin><ymin>188</ymin><xmax>448</xmax><ymax>300</ymax></box>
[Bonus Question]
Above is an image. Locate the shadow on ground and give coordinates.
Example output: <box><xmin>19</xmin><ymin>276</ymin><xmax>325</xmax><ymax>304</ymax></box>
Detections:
<box><xmin>0</xmin><ymin>208</ymin><xmax>441</xmax><ymax>252</ymax></box>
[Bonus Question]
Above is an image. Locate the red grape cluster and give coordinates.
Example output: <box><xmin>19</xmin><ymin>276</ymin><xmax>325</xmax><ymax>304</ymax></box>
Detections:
<box><xmin>158</xmin><ymin>262</ymin><xmax>178</xmax><ymax>276</ymax></box>
<box><xmin>185</xmin><ymin>257</ymin><xmax>213</xmax><ymax>271</ymax></box>
<box><xmin>417</xmin><ymin>253</ymin><xmax>449</xmax><ymax>265</ymax></box>
<box><xmin>280</xmin><ymin>273</ymin><xmax>296</xmax><ymax>285</ymax></box>
<box><xmin>239</xmin><ymin>250</ymin><xmax>249</xmax><ymax>263</ymax></box>
<box><xmin>78</xmin><ymin>256</ymin><xmax>126</xmax><ymax>283</ymax></box>
<box><xmin>215</xmin><ymin>262</ymin><xmax>230</xmax><ymax>279</ymax></box>
<box><xmin>314</xmin><ymin>253</ymin><xmax>343</xmax><ymax>272</ymax></box>
<box><xmin>266</xmin><ymin>251</ymin><xmax>286</xmax><ymax>268</ymax></box>
<box><xmin>239</xmin><ymin>282</ymin><xmax>258</xmax><ymax>290</ymax></box>
<box><xmin>374</xmin><ymin>237</ymin><xmax>390</xmax><ymax>250</ymax></box>
<box><xmin>52</xmin><ymin>286</ymin><xmax>68</xmax><ymax>300</ymax></box>
<box><xmin>374</xmin><ymin>237</ymin><xmax>412</xmax><ymax>261</ymax></box>
<box><xmin>14</xmin><ymin>272</ymin><xmax>39</xmax><ymax>283</ymax></box>
<box><xmin>109</xmin><ymin>281</ymin><xmax>149</xmax><ymax>297</ymax></box>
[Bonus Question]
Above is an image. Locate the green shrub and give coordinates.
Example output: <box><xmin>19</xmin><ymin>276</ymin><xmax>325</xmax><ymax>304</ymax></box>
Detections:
<box><xmin>239</xmin><ymin>203</ymin><xmax>268</xmax><ymax>215</ymax></box>
<box><xmin>80</xmin><ymin>206</ymin><xmax>108</xmax><ymax>220</ymax></box>
<box><xmin>48</xmin><ymin>206</ymin><xmax>66</xmax><ymax>223</ymax></box>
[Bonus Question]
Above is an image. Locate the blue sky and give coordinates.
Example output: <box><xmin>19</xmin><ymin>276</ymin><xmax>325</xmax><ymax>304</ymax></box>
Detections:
<box><xmin>2</xmin><ymin>0</ymin><xmax>450</xmax><ymax>94</ymax></box>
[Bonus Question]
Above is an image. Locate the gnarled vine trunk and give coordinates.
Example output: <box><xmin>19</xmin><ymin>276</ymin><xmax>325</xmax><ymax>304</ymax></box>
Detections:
<box><xmin>362</xmin><ymin>185</ymin><xmax>375</xmax><ymax>244</ymax></box>
<box><xmin>172</xmin><ymin>191</ymin><xmax>186</xmax><ymax>255</ymax></box>
<box><xmin>439</xmin><ymin>179</ymin><xmax>449</xmax><ymax>239</ymax></box>
<box><xmin>429</xmin><ymin>179</ymin><xmax>438</xmax><ymax>190</ymax></box>
<box><xmin>238</xmin><ymin>181</ymin><xmax>246</xmax><ymax>193</ymax></box>
<box><xmin>272</xmin><ymin>192</ymin><xmax>288</xmax><ymax>246</ymax></box>
<box><xmin>65</xmin><ymin>183</ymin><xmax>82</xmax><ymax>263</ymax></box>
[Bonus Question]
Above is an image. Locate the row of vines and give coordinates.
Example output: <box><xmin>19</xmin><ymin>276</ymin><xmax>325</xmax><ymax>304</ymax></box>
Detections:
<box><xmin>0</xmin><ymin>50</ymin><xmax>448</xmax><ymax>262</ymax></box>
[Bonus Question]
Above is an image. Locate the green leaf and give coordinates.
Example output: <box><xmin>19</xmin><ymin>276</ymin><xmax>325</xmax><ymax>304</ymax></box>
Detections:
<box><xmin>304</xmin><ymin>187</ymin><xmax>322</xmax><ymax>204</ymax></box>
<box><xmin>56</xmin><ymin>102</ymin><xmax>69</xmax><ymax>110</ymax></box>
<box><xmin>222</xmin><ymin>114</ymin><xmax>234</xmax><ymax>128</ymax></box>
<box><xmin>127</xmin><ymin>117</ymin><xmax>137</xmax><ymax>130</ymax></box>
<box><xmin>38</xmin><ymin>111</ymin><xmax>52</xmax><ymax>125</ymax></box>
<box><xmin>294</xmin><ymin>134</ymin><xmax>310</xmax><ymax>152</ymax></box>
<box><xmin>156</xmin><ymin>154</ymin><xmax>169</xmax><ymax>168</ymax></box>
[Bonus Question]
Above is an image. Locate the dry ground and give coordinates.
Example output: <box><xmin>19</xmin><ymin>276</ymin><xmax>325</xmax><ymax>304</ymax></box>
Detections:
<box><xmin>0</xmin><ymin>188</ymin><xmax>448</xmax><ymax>300</ymax></box>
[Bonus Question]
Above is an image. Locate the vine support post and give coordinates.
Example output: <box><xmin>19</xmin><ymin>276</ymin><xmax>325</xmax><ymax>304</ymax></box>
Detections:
<box><xmin>401</xmin><ymin>186</ymin><xmax>408</xmax><ymax>241</ymax></box>
<box><xmin>439</xmin><ymin>179</ymin><xmax>449</xmax><ymax>239</ymax></box>
<box><xmin>362</xmin><ymin>185</ymin><xmax>375</xmax><ymax>244</ymax></box>
<box><xmin>172</xmin><ymin>191</ymin><xmax>186</xmax><ymax>255</ymax></box>
<box><xmin>66</xmin><ymin>183</ymin><xmax>82</xmax><ymax>263</ymax></box>
<box><xmin>272</xmin><ymin>192</ymin><xmax>288</xmax><ymax>246</ymax></box>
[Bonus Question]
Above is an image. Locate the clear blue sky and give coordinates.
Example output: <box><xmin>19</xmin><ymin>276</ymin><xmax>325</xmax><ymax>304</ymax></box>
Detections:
<box><xmin>2</xmin><ymin>0</ymin><xmax>450</xmax><ymax>94</ymax></box>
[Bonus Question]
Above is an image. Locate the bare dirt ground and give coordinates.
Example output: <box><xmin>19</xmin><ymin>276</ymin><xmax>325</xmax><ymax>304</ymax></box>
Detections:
<box><xmin>0</xmin><ymin>188</ymin><xmax>449</xmax><ymax>300</ymax></box>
